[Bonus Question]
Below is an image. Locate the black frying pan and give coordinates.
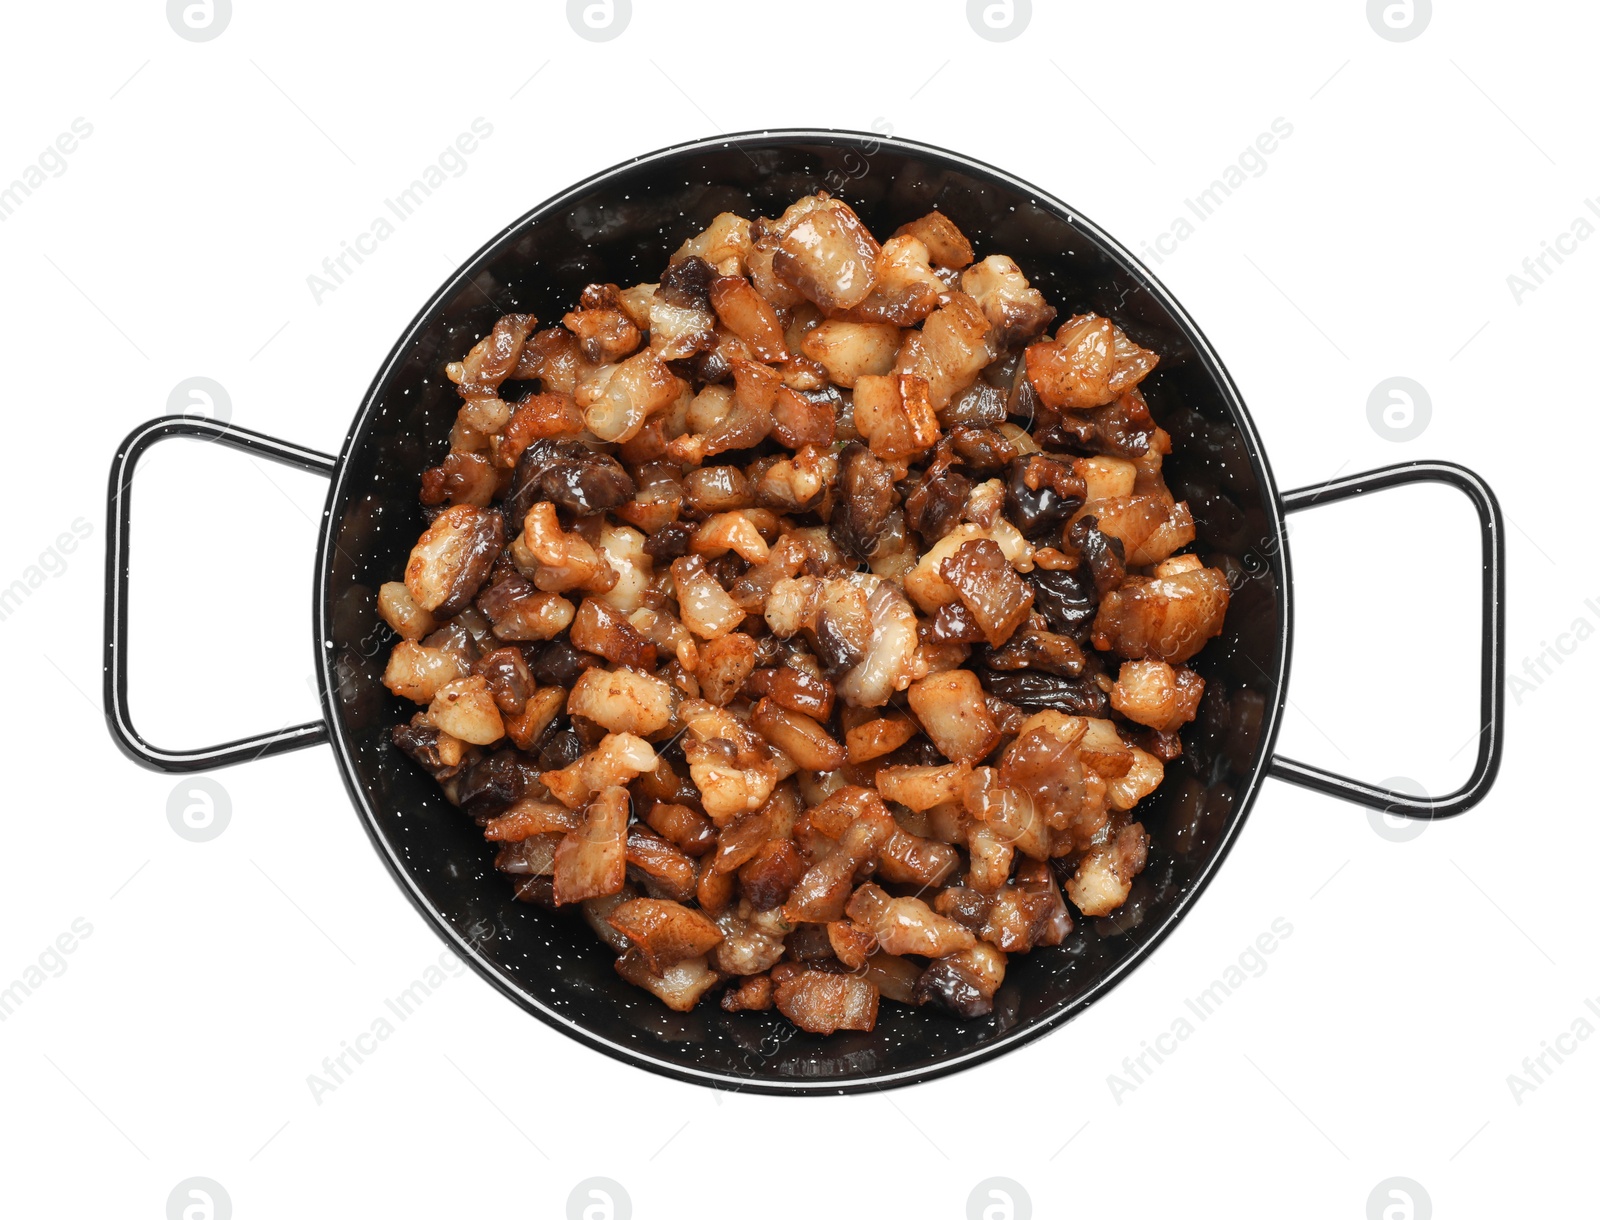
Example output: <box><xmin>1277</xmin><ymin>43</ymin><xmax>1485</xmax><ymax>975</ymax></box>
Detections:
<box><xmin>103</xmin><ymin>130</ymin><xmax>1505</xmax><ymax>1093</ymax></box>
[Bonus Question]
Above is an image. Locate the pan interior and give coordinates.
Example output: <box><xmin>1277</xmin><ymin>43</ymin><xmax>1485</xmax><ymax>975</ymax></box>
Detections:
<box><xmin>317</xmin><ymin>133</ymin><xmax>1287</xmax><ymax>1091</ymax></box>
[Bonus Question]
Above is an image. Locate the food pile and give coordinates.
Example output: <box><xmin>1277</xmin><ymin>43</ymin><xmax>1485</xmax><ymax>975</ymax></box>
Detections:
<box><xmin>379</xmin><ymin>193</ymin><xmax>1230</xmax><ymax>1033</ymax></box>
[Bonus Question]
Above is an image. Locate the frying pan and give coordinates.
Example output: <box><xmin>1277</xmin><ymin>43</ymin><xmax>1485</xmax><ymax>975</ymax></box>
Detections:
<box><xmin>103</xmin><ymin>130</ymin><xmax>1505</xmax><ymax>1093</ymax></box>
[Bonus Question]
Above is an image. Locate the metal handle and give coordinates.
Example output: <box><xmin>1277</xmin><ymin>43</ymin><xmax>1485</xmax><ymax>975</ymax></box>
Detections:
<box><xmin>1269</xmin><ymin>460</ymin><xmax>1505</xmax><ymax>819</ymax></box>
<box><xmin>104</xmin><ymin>416</ymin><xmax>337</xmax><ymax>773</ymax></box>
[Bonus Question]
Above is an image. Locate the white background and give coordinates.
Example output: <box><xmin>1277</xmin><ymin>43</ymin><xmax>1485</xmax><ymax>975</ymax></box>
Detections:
<box><xmin>0</xmin><ymin>1</ymin><xmax>1590</xmax><ymax>1216</ymax></box>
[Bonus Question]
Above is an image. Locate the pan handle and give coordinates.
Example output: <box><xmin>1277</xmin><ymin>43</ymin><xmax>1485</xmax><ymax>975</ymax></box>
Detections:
<box><xmin>1269</xmin><ymin>460</ymin><xmax>1505</xmax><ymax>818</ymax></box>
<box><xmin>104</xmin><ymin>416</ymin><xmax>337</xmax><ymax>773</ymax></box>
